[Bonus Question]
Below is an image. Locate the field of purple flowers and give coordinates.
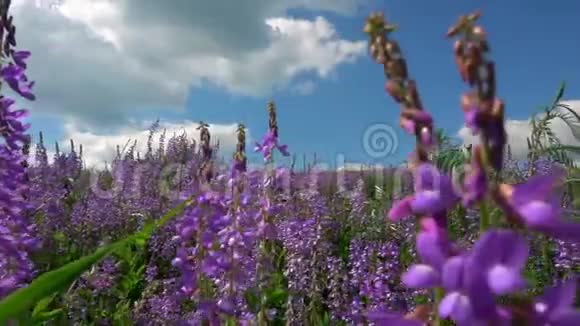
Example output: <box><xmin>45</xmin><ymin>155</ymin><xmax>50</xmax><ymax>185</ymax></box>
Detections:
<box><xmin>1</xmin><ymin>2</ymin><xmax>579</xmax><ymax>325</ymax></box>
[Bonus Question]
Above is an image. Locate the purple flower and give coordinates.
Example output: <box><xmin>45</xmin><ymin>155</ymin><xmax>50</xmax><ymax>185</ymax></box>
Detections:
<box><xmin>501</xmin><ymin>170</ymin><xmax>580</xmax><ymax>242</ymax></box>
<box><xmin>11</xmin><ymin>50</ymin><xmax>31</xmax><ymax>69</ymax></box>
<box><xmin>467</xmin><ymin>230</ymin><xmax>528</xmax><ymax>295</ymax></box>
<box><xmin>530</xmin><ymin>278</ymin><xmax>580</xmax><ymax>325</ymax></box>
<box><xmin>0</xmin><ymin>47</ymin><xmax>38</xmax><ymax>298</ymax></box>
<box><xmin>0</xmin><ymin>63</ymin><xmax>35</xmax><ymax>101</ymax></box>
<box><xmin>462</xmin><ymin>146</ymin><xmax>487</xmax><ymax>207</ymax></box>
<box><xmin>436</xmin><ymin>230</ymin><xmax>528</xmax><ymax>325</ymax></box>
<box><xmin>402</xmin><ymin>217</ymin><xmax>454</xmax><ymax>289</ymax></box>
<box><xmin>464</xmin><ymin>108</ymin><xmax>481</xmax><ymax>133</ymax></box>
<box><xmin>254</xmin><ymin>130</ymin><xmax>289</xmax><ymax>161</ymax></box>
<box><xmin>462</xmin><ymin>104</ymin><xmax>506</xmax><ymax>171</ymax></box>
<box><xmin>388</xmin><ymin>164</ymin><xmax>459</xmax><ymax>221</ymax></box>
<box><xmin>366</xmin><ymin>309</ymin><xmax>425</xmax><ymax>326</ymax></box>
<box><xmin>400</xmin><ymin>110</ymin><xmax>434</xmax><ymax>147</ymax></box>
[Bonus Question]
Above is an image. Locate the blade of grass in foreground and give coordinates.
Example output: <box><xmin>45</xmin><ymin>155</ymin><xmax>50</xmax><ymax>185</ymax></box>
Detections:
<box><xmin>0</xmin><ymin>198</ymin><xmax>192</xmax><ymax>323</ymax></box>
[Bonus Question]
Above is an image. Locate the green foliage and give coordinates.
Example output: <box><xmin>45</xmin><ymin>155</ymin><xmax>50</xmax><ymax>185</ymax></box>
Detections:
<box><xmin>0</xmin><ymin>199</ymin><xmax>191</xmax><ymax>324</ymax></box>
<box><xmin>433</xmin><ymin>128</ymin><xmax>468</xmax><ymax>173</ymax></box>
<box><xmin>529</xmin><ymin>82</ymin><xmax>580</xmax><ymax>168</ymax></box>
<box><xmin>0</xmin><ymin>235</ymin><xmax>130</xmax><ymax>323</ymax></box>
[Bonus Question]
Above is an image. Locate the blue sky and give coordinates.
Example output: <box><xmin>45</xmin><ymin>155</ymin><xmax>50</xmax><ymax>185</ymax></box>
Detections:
<box><xmin>15</xmin><ymin>0</ymin><xmax>580</xmax><ymax>168</ymax></box>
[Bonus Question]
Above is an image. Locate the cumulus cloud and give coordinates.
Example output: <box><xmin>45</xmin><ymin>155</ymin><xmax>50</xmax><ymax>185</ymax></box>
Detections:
<box><xmin>10</xmin><ymin>0</ymin><xmax>366</xmax><ymax>127</ymax></box>
<box><xmin>49</xmin><ymin>121</ymin><xmax>244</xmax><ymax>169</ymax></box>
<box><xmin>458</xmin><ymin>100</ymin><xmax>580</xmax><ymax>159</ymax></box>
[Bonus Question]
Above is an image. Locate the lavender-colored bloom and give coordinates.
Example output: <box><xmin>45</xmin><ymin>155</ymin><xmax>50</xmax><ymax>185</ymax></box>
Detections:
<box><xmin>402</xmin><ymin>218</ymin><xmax>454</xmax><ymax>289</ymax></box>
<box><xmin>254</xmin><ymin>130</ymin><xmax>290</xmax><ymax>161</ymax></box>
<box><xmin>388</xmin><ymin>164</ymin><xmax>459</xmax><ymax>221</ymax></box>
<box><xmin>0</xmin><ymin>37</ymin><xmax>38</xmax><ymax>297</ymax></box>
<box><xmin>0</xmin><ymin>63</ymin><xmax>35</xmax><ymax>100</ymax></box>
<box><xmin>437</xmin><ymin>254</ymin><xmax>506</xmax><ymax>325</ymax></box>
<box><xmin>463</xmin><ymin>106</ymin><xmax>506</xmax><ymax>171</ymax></box>
<box><xmin>529</xmin><ymin>278</ymin><xmax>580</xmax><ymax>325</ymax></box>
<box><xmin>462</xmin><ymin>146</ymin><xmax>487</xmax><ymax>207</ymax></box>
<box><xmin>366</xmin><ymin>309</ymin><xmax>425</xmax><ymax>326</ymax></box>
<box><xmin>438</xmin><ymin>230</ymin><xmax>528</xmax><ymax>325</ymax></box>
<box><xmin>468</xmin><ymin>230</ymin><xmax>529</xmax><ymax>295</ymax></box>
<box><xmin>11</xmin><ymin>50</ymin><xmax>30</xmax><ymax>69</ymax></box>
<box><xmin>502</xmin><ymin>170</ymin><xmax>580</xmax><ymax>242</ymax></box>
<box><xmin>400</xmin><ymin>110</ymin><xmax>434</xmax><ymax>147</ymax></box>
<box><xmin>464</xmin><ymin>108</ymin><xmax>481</xmax><ymax>133</ymax></box>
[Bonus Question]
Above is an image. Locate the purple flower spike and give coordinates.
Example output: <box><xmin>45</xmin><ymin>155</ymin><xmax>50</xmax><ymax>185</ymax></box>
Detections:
<box><xmin>254</xmin><ymin>130</ymin><xmax>290</xmax><ymax>161</ymax></box>
<box><xmin>468</xmin><ymin>230</ymin><xmax>529</xmax><ymax>295</ymax></box>
<box><xmin>504</xmin><ymin>169</ymin><xmax>580</xmax><ymax>242</ymax></box>
<box><xmin>530</xmin><ymin>278</ymin><xmax>580</xmax><ymax>325</ymax></box>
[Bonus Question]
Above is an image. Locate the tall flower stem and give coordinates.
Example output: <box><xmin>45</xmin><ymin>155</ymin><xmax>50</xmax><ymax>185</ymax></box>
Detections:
<box><xmin>479</xmin><ymin>199</ymin><xmax>491</xmax><ymax>232</ymax></box>
<box><xmin>433</xmin><ymin>287</ymin><xmax>445</xmax><ymax>326</ymax></box>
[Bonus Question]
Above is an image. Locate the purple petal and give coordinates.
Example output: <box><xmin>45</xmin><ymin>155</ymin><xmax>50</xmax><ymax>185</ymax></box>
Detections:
<box><xmin>537</xmin><ymin>222</ymin><xmax>580</xmax><ymax>242</ymax></box>
<box><xmin>439</xmin><ymin>291</ymin><xmax>473</xmax><ymax>323</ymax></box>
<box><xmin>487</xmin><ymin>264</ymin><xmax>526</xmax><ymax>295</ymax></box>
<box><xmin>463</xmin><ymin>167</ymin><xmax>487</xmax><ymax>206</ymax></box>
<box><xmin>464</xmin><ymin>109</ymin><xmax>481</xmax><ymax>132</ymax></box>
<box><xmin>402</xmin><ymin>264</ymin><xmax>440</xmax><ymax>288</ymax></box>
<box><xmin>401</xmin><ymin>119</ymin><xmax>415</xmax><ymax>134</ymax></box>
<box><xmin>512</xmin><ymin>172</ymin><xmax>564</xmax><ymax>206</ymax></box>
<box><xmin>442</xmin><ymin>256</ymin><xmax>465</xmax><ymax>291</ymax></box>
<box><xmin>416</xmin><ymin>218</ymin><xmax>451</xmax><ymax>268</ymax></box>
<box><xmin>414</xmin><ymin>163</ymin><xmax>439</xmax><ymax>191</ymax></box>
<box><xmin>411</xmin><ymin>190</ymin><xmax>443</xmax><ymax>213</ymax></box>
<box><xmin>470</xmin><ymin>230</ymin><xmax>527</xmax><ymax>270</ymax></box>
<box><xmin>536</xmin><ymin>278</ymin><xmax>577</xmax><ymax>314</ymax></box>
<box><xmin>12</xmin><ymin>50</ymin><xmax>31</xmax><ymax>68</ymax></box>
<box><xmin>388</xmin><ymin>197</ymin><xmax>413</xmax><ymax>221</ymax></box>
<box><xmin>277</xmin><ymin>144</ymin><xmax>290</xmax><ymax>156</ymax></box>
<box><xmin>516</xmin><ymin>200</ymin><xmax>559</xmax><ymax>227</ymax></box>
<box><xmin>551</xmin><ymin>310</ymin><xmax>580</xmax><ymax>325</ymax></box>
<box><xmin>366</xmin><ymin>310</ymin><xmax>424</xmax><ymax>326</ymax></box>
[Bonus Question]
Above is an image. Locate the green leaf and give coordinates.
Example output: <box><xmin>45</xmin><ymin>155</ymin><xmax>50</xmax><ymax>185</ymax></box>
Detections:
<box><xmin>0</xmin><ymin>198</ymin><xmax>191</xmax><ymax>323</ymax></box>
<box><xmin>0</xmin><ymin>237</ymin><xmax>130</xmax><ymax>323</ymax></box>
<box><xmin>551</xmin><ymin>81</ymin><xmax>566</xmax><ymax>107</ymax></box>
<box><xmin>265</xmin><ymin>288</ymin><xmax>287</xmax><ymax>307</ymax></box>
<box><xmin>31</xmin><ymin>309</ymin><xmax>63</xmax><ymax>324</ymax></box>
<box><xmin>244</xmin><ymin>290</ymin><xmax>260</xmax><ymax>313</ymax></box>
<box><xmin>52</xmin><ymin>232</ymin><xmax>66</xmax><ymax>242</ymax></box>
<box><xmin>31</xmin><ymin>294</ymin><xmax>55</xmax><ymax>317</ymax></box>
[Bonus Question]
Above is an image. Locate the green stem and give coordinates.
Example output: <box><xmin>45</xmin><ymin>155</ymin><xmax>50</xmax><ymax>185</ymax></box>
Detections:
<box><xmin>433</xmin><ymin>287</ymin><xmax>445</xmax><ymax>326</ymax></box>
<box><xmin>479</xmin><ymin>199</ymin><xmax>490</xmax><ymax>232</ymax></box>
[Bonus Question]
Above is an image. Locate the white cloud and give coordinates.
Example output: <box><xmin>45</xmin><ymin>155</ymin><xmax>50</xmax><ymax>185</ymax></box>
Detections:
<box><xmin>50</xmin><ymin>121</ymin><xmax>244</xmax><ymax>169</ymax></box>
<box><xmin>292</xmin><ymin>80</ymin><xmax>317</xmax><ymax>95</ymax></box>
<box><xmin>458</xmin><ymin>100</ymin><xmax>580</xmax><ymax>160</ymax></box>
<box><xmin>10</xmin><ymin>0</ymin><xmax>366</xmax><ymax>126</ymax></box>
